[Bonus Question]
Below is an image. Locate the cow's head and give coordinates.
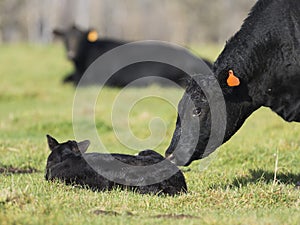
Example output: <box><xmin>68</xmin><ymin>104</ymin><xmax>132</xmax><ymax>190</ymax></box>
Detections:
<box><xmin>45</xmin><ymin>135</ymin><xmax>90</xmax><ymax>177</ymax></box>
<box><xmin>53</xmin><ymin>25</ymin><xmax>98</xmax><ymax>60</ymax></box>
<box><xmin>165</xmin><ymin>70</ymin><xmax>257</xmax><ymax>166</ymax></box>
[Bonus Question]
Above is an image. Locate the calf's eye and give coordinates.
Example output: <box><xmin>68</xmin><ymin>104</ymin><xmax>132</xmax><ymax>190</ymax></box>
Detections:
<box><xmin>192</xmin><ymin>108</ymin><xmax>202</xmax><ymax>117</ymax></box>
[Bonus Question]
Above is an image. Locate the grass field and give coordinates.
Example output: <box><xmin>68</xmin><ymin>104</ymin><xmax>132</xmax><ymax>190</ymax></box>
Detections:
<box><xmin>0</xmin><ymin>44</ymin><xmax>299</xmax><ymax>225</ymax></box>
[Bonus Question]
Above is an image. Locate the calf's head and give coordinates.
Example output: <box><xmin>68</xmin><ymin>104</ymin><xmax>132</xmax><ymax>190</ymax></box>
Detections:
<box><xmin>45</xmin><ymin>135</ymin><xmax>90</xmax><ymax>171</ymax></box>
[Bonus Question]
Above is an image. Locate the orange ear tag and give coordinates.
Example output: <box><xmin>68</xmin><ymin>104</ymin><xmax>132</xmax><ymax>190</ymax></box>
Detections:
<box><xmin>87</xmin><ymin>30</ymin><xmax>98</xmax><ymax>42</ymax></box>
<box><xmin>227</xmin><ymin>70</ymin><xmax>240</xmax><ymax>87</ymax></box>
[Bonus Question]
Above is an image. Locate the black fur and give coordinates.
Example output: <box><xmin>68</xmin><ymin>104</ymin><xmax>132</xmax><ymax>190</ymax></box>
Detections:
<box><xmin>53</xmin><ymin>25</ymin><xmax>212</xmax><ymax>87</ymax></box>
<box><xmin>45</xmin><ymin>135</ymin><xmax>187</xmax><ymax>196</ymax></box>
<box><xmin>166</xmin><ymin>0</ymin><xmax>300</xmax><ymax>167</ymax></box>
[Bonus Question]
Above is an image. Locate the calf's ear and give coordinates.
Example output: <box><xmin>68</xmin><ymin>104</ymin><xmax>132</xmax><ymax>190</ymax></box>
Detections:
<box><xmin>46</xmin><ymin>135</ymin><xmax>59</xmax><ymax>151</ymax></box>
<box><xmin>77</xmin><ymin>140</ymin><xmax>90</xmax><ymax>153</ymax></box>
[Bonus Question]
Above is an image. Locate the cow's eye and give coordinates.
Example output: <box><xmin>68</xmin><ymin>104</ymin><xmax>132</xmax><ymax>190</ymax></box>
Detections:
<box><xmin>192</xmin><ymin>108</ymin><xmax>201</xmax><ymax>117</ymax></box>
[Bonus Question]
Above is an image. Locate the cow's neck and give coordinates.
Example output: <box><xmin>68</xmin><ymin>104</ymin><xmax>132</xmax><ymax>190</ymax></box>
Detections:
<box><xmin>214</xmin><ymin>2</ymin><xmax>300</xmax><ymax>126</ymax></box>
<box><xmin>211</xmin><ymin>1</ymin><xmax>292</xmax><ymax>142</ymax></box>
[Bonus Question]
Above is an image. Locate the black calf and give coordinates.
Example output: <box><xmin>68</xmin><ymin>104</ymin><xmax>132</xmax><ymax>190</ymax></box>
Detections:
<box><xmin>45</xmin><ymin>135</ymin><xmax>187</xmax><ymax>196</ymax></box>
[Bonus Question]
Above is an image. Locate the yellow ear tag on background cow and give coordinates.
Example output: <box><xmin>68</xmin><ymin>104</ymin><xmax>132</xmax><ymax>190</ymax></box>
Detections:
<box><xmin>87</xmin><ymin>30</ymin><xmax>98</xmax><ymax>42</ymax></box>
<box><xmin>227</xmin><ymin>70</ymin><xmax>240</xmax><ymax>87</ymax></box>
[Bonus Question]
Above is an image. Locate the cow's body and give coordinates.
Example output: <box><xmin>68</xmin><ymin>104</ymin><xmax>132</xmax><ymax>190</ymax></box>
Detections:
<box><xmin>53</xmin><ymin>26</ymin><xmax>212</xmax><ymax>87</ymax></box>
<box><xmin>45</xmin><ymin>135</ymin><xmax>187</xmax><ymax>196</ymax></box>
<box><xmin>165</xmin><ymin>0</ymin><xmax>300</xmax><ymax>182</ymax></box>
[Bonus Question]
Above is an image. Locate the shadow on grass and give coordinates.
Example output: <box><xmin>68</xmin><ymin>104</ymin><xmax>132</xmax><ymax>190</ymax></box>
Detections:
<box><xmin>229</xmin><ymin>169</ymin><xmax>300</xmax><ymax>188</ymax></box>
<box><xmin>0</xmin><ymin>165</ymin><xmax>39</xmax><ymax>175</ymax></box>
<box><xmin>152</xmin><ymin>214</ymin><xmax>201</xmax><ymax>219</ymax></box>
<box><xmin>93</xmin><ymin>209</ymin><xmax>124</xmax><ymax>216</ymax></box>
<box><xmin>92</xmin><ymin>209</ymin><xmax>200</xmax><ymax>219</ymax></box>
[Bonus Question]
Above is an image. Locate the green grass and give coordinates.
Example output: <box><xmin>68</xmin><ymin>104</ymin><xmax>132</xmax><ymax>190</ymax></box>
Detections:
<box><xmin>0</xmin><ymin>44</ymin><xmax>299</xmax><ymax>225</ymax></box>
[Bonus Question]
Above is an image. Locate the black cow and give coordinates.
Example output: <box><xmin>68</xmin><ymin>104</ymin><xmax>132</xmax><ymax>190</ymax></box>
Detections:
<box><xmin>165</xmin><ymin>0</ymin><xmax>300</xmax><ymax>185</ymax></box>
<box><xmin>45</xmin><ymin>135</ymin><xmax>187</xmax><ymax>196</ymax></box>
<box><xmin>53</xmin><ymin>25</ymin><xmax>212</xmax><ymax>87</ymax></box>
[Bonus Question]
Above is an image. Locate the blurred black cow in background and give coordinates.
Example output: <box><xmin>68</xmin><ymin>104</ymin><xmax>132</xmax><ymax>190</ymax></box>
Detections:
<box><xmin>53</xmin><ymin>25</ymin><xmax>212</xmax><ymax>87</ymax></box>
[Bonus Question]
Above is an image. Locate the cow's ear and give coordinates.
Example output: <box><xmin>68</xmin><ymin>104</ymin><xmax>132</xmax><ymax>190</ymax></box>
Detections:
<box><xmin>87</xmin><ymin>30</ymin><xmax>98</xmax><ymax>42</ymax></box>
<box><xmin>47</xmin><ymin>135</ymin><xmax>59</xmax><ymax>151</ymax></box>
<box><xmin>53</xmin><ymin>29</ymin><xmax>64</xmax><ymax>36</ymax></box>
<box><xmin>71</xmin><ymin>24</ymin><xmax>80</xmax><ymax>30</ymax></box>
<box><xmin>77</xmin><ymin>140</ymin><xmax>90</xmax><ymax>153</ymax></box>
